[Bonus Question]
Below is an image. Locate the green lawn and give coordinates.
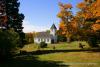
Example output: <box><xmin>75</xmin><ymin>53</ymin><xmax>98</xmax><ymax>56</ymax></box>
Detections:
<box><xmin>19</xmin><ymin>41</ymin><xmax>100</xmax><ymax>67</ymax></box>
<box><xmin>21</xmin><ymin>41</ymin><xmax>89</xmax><ymax>52</ymax></box>
<box><xmin>36</xmin><ymin>52</ymin><xmax>100</xmax><ymax>67</ymax></box>
<box><xmin>1</xmin><ymin>41</ymin><xmax>100</xmax><ymax>67</ymax></box>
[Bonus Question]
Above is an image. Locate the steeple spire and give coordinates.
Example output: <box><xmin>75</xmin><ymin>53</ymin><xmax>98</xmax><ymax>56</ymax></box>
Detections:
<box><xmin>50</xmin><ymin>23</ymin><xmax>57</xmax><ymax>30</ymax></box>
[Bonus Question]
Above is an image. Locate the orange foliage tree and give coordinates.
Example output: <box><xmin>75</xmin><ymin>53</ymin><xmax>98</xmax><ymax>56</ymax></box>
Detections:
<box><xmin>57</xmin><ymin>2</ymin><xmax>79</xmax><ymax>42</ymax></box>
<box><xmin>57</xmin><ymin>0</ymin><xmax>100</xmax><ymax>46</ymax></box>
<box><xmin>77</xmin><ymin>0</ymin><xmax>100</xmax><ymax>31</ymax></box>
<box><xmin>76</xmin><ymin>0</ymin><xmax>100</xmax><ymax>47</ymax></box>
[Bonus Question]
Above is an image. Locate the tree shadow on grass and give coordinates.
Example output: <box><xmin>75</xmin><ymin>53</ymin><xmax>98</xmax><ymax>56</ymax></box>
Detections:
<box><xmin>23</xmin><ymin>48</ymin><xmax>100</xmax><ymax>55</ymax></box>
<box><xmin>1</xmin><ymin>48</ymin><xmax>100</xmax><ymax>67</ymax></box>
<box><xmin>0</xmin><ymin>55</ymin><xmax>69</xmax><ymax>67</ymax></box>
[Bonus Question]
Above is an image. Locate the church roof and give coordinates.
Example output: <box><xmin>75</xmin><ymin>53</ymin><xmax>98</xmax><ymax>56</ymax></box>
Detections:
<box><xmin>50</xmin><ymin>24</ymin><xmax>57</xmax><ymax>30</ymax></box>
<box><xmin>35</xmin><ymin>32</ymin><xmax>53</xmax><ymax>38</ymax></box>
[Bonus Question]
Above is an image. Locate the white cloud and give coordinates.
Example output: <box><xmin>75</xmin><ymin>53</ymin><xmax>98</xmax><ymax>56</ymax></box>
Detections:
<box><xmin>23</xmin><ymin>20</ymin><xmax>49</xmax><ymax>33</ymax></box>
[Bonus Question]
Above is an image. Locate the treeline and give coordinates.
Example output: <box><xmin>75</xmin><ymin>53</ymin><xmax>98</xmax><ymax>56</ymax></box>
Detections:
<box><xmin>24</xmin><ymin>32</ymin><xmax>35</xmax><ymax>44</ymax></box>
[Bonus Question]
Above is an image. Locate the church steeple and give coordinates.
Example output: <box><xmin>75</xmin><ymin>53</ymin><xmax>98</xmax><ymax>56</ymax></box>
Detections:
<box><xmin>50</xmin><ymin>24</ymin><xmax>57</xmax><ymax>36</ymax></box>
<box><xmin>50</xmin><ymin>23</ymin><xmax>57</xmax><ymax>30</ymax></box>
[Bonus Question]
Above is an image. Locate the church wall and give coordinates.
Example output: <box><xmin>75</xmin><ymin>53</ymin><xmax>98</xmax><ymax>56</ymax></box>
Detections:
<box><xmin>50</xmin><ymin>29</ymin><xmax>56</xmax><ymax>36</ymax></box>
<box><xmin>34</xmin><ymin>37</ymin><xmax>51</xmax><ymax>44</ymax></box>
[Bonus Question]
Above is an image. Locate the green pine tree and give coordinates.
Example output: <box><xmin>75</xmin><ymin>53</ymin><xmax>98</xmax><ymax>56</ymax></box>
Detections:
<box><xmin>5</xmin><ymin>0</ymin><xmax>25</xmax><ymax>47</ymax></box>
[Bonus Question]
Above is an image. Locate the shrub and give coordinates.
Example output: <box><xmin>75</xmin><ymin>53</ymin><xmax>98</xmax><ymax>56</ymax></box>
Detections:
<box><xmin>87</xmin><ymin>36</ymin><xmax>99</xmax><ymax>47</ymax></box>
<box><xmin>39</xmin><ymin>42</ymin><xmax>47</xmax><ymax>48</ymax></box>
<box><xmin>57</xmin><ymin>35</ymin><xmax>66</xmax><ymax>42</ymax></box>
<box><xmin>0</xmin><ymin>29</ymin><xmax>19</xmax><ymax>60</ymax></box>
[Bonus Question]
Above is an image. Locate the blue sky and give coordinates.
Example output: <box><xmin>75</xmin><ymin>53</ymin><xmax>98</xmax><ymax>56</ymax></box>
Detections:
<box><xmin>19</xmin><ymin>0</ymin><xmax>83</xmax><ymax>33</ymax></box>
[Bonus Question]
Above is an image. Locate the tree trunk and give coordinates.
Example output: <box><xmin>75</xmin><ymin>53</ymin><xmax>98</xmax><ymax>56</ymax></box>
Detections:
<box><xmin>67</xmin><ymin>37</ymin><xmax>71</xmax><ymax>43</ymax></box>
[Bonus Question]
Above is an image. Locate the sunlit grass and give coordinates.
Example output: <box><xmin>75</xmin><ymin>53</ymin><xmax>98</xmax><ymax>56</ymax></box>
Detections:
<box><xmin>20</xmin><ymin>41</ymin><xmax>100</xmax><ymax>67</ymax></box>
<box><xmin>21</xmin><ymin>41</ymin><xmax>89</xmax><ymax>52</ymax></box>
<box><xmin>37</xmin><ymin>52</ymin><xmax>100</xmax><ymax>63</ymax></box>
<box><xmin>36</xmin><ymin>52</ymin><xmax>100</xmax><ymax>67</ymax></box>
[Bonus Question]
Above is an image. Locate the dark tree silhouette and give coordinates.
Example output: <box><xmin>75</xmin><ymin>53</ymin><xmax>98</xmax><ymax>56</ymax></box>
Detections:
<box><xmin>5</xmin><ymin>0</ymin><xmax>25</xmax><ymax>47</ymax></box>
<box><xmin>0</xmin><ymin>0</ymin><xmax>25</xmax><ymax>61</ymax></box>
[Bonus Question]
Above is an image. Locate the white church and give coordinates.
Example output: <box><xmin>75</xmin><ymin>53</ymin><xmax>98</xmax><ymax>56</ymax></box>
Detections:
<box><xmin>34</xmin><ymin>24</ymin><xmax>57</xmax><ymax>44</ymax></box>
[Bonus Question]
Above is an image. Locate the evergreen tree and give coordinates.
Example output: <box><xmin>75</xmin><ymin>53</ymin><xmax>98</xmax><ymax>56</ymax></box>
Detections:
<box><xmin>5</xmin><ymin>0</ymin><xmax>25</xmax><ymax>47</ymax></box>
<box><xmin>0</xmin><ymin>0</ymin><xmax>25</xmax><ymax>61</ymax></box>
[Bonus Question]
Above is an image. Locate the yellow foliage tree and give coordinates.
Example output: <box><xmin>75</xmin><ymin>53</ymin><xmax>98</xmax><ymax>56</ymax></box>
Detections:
<box><xmin>77</xmin><ymin>0</ymin><xmax>100</xmax><ymax>31</ymax></box>
<box><xmin>57</xmin><ymin>2</ymin><xmax>79</xmax><ymax>42</ymax></box>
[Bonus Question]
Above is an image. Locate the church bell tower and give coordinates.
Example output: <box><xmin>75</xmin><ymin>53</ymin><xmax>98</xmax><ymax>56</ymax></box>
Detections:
<box><xmin>50</xmin><ymin>23</ymin><xmax>57</xmax><ymax>36</ymax></box>
<box><xmin>50</xmin><ymin>23</ymin><xmax>57</xmax><ymax>43</ymax></box>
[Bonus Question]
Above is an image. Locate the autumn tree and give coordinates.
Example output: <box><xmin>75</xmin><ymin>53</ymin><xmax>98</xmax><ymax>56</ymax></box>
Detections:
<box><xmin>57</xmin><ymin>30</ymin><xmax>67</xmax><ymax>42</ymax></box>
<box><xmin>77</xmin><ymin>0</ymin><xmax>100</xmax><ymax>31</ymax></box>
<box><xmin>57</xmin><ymin>2</ymin><xmax>78</xmax><ymax>42</ymax></box>
<box><xmin>57</xmin><ymin>0</ymin><xmax>100</xmax><ymax>47</ymax></box>
<box><xmin>76</xmin><ymin>0</ymin><xmax>100</xmax><ymax>47</ymax></box>
<box><xmin>25</xmin><ymin>32</ymin><xmax>35</xmax><ymax>44</ymax></box>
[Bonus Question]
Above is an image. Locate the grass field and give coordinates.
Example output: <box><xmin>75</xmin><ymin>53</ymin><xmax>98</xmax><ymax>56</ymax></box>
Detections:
<box><xmin>19</xmin><ymin>41</ymin><xmax>100</xmax><ymax>67</ymax></box>
<box><xmin>21</xmin><ymin>41</ymin><xmax>90</xmax><ymax>52</ymax></box>
<box><xmin>1</xmin><ymin>41</ymin><xmax>100</xmax><ymax>67</ymax></box>
<box><xmin>36</xmin><ymin>52</ymin><xmax>100</xmax><ymax>67</ymax></box>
